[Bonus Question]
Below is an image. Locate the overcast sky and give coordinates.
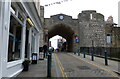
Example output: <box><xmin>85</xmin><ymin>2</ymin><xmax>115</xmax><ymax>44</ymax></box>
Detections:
<box><xmin>41</xmin><ymin>0</ymin><xmax>119</xmax><ymax>24</ymax></box>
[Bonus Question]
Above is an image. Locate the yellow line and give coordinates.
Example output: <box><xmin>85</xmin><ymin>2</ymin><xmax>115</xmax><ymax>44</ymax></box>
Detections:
<box><xmin>68</xmin><ymin>53</ymin><xmax>119</xmax><ymax>78</ymax></box>
<box><xmin>55</xmin><ymin>53</ymin><xmax>68</xmax><ymax>78</ymax></box>
<box><xmin>54</xmin><ymin>53</ymin><xmax>64</xmax><ymax>77</ymax></box>
<box><xmin>54</xmin><ymin>53</ymin><xmax>68</xmax><ymax>78</ymax></box>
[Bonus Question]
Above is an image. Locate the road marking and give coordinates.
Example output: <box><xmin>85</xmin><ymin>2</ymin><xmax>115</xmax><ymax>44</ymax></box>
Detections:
<box><xmin>68</xmin><ymin>53</ymin><xmax>119</xmax><ymax>78</ymax></box>
<box><xmin>53</xmin><ymin>54</ymin><xmax>61</xmax><ymax>77</ymax></box>
<box><xmin>54</xmin><ymin>53</ymin><xmax>68</xmax><ymax>78</ymax></box>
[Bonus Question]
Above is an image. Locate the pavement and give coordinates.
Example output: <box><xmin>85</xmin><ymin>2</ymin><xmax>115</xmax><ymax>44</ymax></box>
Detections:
<box><xmin>17</xmin><ymin>59</ymin><xmax>47</xmax><ymax>77</ymax></box>
<box><xmin>17</xmin><ymin>52</ymin><xmax>120</xmax><ymax>78</ymax></box>
<box><xmin>73</xmin><ymin>52</ymin><xmax>120</xmax><ymax>74</ymax></box>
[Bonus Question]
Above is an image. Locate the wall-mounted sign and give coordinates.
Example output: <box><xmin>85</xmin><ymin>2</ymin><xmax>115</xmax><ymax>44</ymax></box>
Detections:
<box><xmin>75</xmin><ymin>36</ymin><xmax>79</xmax><ymax>43</ymax></box>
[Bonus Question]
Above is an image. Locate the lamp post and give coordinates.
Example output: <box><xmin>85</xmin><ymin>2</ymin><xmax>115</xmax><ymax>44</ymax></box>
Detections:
<box><xmin>104</xmin><ymin>47</ymin><xmax>108</xmax><ymax>65</ymax></box>
<box><xmin>83</xmin><ymin>47</ymin><xmax>86</xmax><ymax>58</ymax></box>
<box><xmin>105</xmin><ymin>34</ymin><xmax>108</xmax><ymax>66</ymax></box>
<box><xmin>91</xmin><ymin>40</ymin><xmax>94</xmax><ymax>61</ymax></box>
<box><xmin>90</xmin><ymin>35</ymin><xmax>94</xmax><ymax>61</ymax></box>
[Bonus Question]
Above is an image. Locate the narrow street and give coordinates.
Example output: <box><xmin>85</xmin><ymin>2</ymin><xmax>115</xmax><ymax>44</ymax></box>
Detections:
<box><xmin>0</xmin><ymin>0</ymin><xmax>120</xmax><ymax>78</ymax></box>
<box><xmin>17</xmin><ymin>52</ymin><xmax>120</xmax><ymax>78</ymax></box>
<box><xmin>52</xmin><ymin>52</ymin><xmax>119</xmax><ymax>78</ymax></box>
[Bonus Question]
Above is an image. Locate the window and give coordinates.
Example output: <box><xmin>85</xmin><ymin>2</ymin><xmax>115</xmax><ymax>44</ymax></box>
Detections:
<box><xmin>107</xmin><ymin>34</ymin><xmax>112</xmax><ymax>43</ymax></box>
<box><xmin>10</xmin><ymin>5</ymin><xmax>16</xmax><ymax>14</ymax></box>
<box><xmin>8</xmin><ymin>15</ymin><xmax>22</xmax><ymax>62</ymax></box>
<box><xmin>90</xmin><ymin>14</ymin><xmax>92</xmax><ymax>20</ymax></box>
<box><xmin>18</xmin><ymin>12</ymin><xmax>24</xmax><ymax>22</ymax></box>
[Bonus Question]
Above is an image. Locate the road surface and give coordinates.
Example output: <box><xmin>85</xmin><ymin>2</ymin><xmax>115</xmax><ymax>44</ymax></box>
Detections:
<box><xmin>52</xmin><ymin>52</ymin><xmax>119</xmax><ymax>78</ymax></box>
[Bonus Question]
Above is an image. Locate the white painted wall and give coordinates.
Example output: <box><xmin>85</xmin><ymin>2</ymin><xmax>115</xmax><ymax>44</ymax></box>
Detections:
<box><xmin>2</xmin><ymin>1</ymin><xmax>11</xmax><ymax>77</ymax></box>
<box><xmin>31</xmin><ymin>28</ymin><xmax>39</xmax><ymax>59</ymax></box>
<box><xmin>39</xmin><ymin>31</ymin><xmax>44</xmax><ymax>47</ymax></box>
<box><xmin>118</xmin><ymin>1</ymin><xmax>120</xmax><ymax>26</ymax></box>
<box><xmin>1</xmin><ymin>1</ymin><xmax>26</xmax><ymax>77</ymax></box>
<box><xmin>21</xmin><ymin>20</ymin><xmax>27</xmax><ymax>60</ymax></box>
<box><xmin>0</xmin><ymin>1</ymin><xmax>3</xmax><ymax>79</ymax></box>
<box><xmin>6</xmin><ymin>60</ymin><xmax>23</xmax><ymax>77</ymax></box>
<box><xmin>5</xmin><ymin>14</ymin><xmax>27</xmax><ymax>77</ymax></box>
<box><xmin>0</xmin><ymin>1</ymin><xmax>42</xmax><ymax>77</ymax></box>
<box><xmin>35</xmin><ymin>33</ymin><xmax>40</xmax><ymax>59</ymax></box>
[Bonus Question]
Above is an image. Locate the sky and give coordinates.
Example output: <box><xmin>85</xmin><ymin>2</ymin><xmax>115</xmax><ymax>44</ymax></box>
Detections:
<box><xmin>49</xmin><ymin>35</ymin><xmax>62</xmax><ymax>49</ymax></box>
<box><xmin>41</xmin><ymin>0</ymin><xmax>119</xmax><ymax>24</ymax></box>
<box><xmin>50</xmin><ymin>35</ymin><xmax>66</xmax><ymax>49</ymax></box>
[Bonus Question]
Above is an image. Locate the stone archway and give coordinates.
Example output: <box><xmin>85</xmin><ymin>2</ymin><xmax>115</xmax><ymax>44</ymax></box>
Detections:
<box><xmin>48</xmin><ymin>23</ymin><xmax>75</xmax><ymax>52</ymax></box>
<box><xmin>44</xmin><ymin>14</ymin><xmax>80</xmax><ymax>52</ymax></box>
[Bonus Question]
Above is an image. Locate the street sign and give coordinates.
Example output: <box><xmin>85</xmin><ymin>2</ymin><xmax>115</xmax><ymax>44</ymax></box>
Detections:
<box><xmin>75</xmin><ymin>36</ymin><xmax>79</xmax><ymax>43</ymax></box>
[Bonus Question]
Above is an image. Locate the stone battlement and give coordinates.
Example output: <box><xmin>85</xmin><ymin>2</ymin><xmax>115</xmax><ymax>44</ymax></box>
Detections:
<box><xmin>78</xmin><ymin>10</ymin><xmax>104</xmax><ymax>22</ymax></box>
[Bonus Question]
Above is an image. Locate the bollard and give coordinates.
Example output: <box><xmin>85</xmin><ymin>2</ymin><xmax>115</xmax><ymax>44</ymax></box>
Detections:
<box><xmin>91</xmin><ymin>48</ymin><xmax>94</xmax><ymax>61</ymax></box>
<box><xmin>47</xmin><ymin>47</ymin><xmax>54</xmax><ymax>77</ymax></box>
<box><xmin>50</xmin><ymin>52</ymin><xmax>52</xmax><ymax>67</ymax></box>
<box><xmin>83</xmin><ymin>48</ymin><xmax>86</xmax><ymax>58</ymax></box>
<box><xmin>78</xmin><ymin>49</ymin><xmax>80</xmax><ymax>56</ymax></box>
<box><xmin>47</xmin><ymin>53</ymin><xmax>52</xmax><ymax>77</ymax></box>
<box><xmin>104</xmin><ymin>51</ymin><xmax>108</xmax><ymax>65</ymax></box>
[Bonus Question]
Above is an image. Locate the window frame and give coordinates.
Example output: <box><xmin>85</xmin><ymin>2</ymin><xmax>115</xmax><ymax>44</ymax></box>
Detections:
<box><xmin>7</xmin><ymin>11</ymin><xmax>24</xmax><ymax>62</ymax></box>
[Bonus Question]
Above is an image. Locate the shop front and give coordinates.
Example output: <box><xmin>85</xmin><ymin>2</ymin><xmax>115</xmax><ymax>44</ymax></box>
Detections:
<box><xmin>0</xmin><ymin>1</ymin><xmax>42</xmax><ymax>78</ymax></box>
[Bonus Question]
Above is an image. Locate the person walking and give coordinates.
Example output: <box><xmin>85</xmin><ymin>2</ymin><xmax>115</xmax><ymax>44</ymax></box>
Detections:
<box><xmin>43</xmin><ymin>45</ymin><xmax>48</xmax><ymax>58</ymax></box>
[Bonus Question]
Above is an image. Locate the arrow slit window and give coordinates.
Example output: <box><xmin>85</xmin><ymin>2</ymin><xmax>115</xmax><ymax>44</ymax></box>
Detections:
<box><xmin>90</xmin><ymin>14</ymin><xmax>92</xmax><ymax>20</ymax></box>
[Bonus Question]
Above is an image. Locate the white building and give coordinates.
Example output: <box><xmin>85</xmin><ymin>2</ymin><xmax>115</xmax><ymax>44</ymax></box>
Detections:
<box><xmin>119</xmin><ymin>1</ymin><xmax>120</xmax><ymax>26</ymax></box>
<box><xmin>0</xmin><ymin>0</ymin><xmax>43</xmax><ymax>78</ymax></box>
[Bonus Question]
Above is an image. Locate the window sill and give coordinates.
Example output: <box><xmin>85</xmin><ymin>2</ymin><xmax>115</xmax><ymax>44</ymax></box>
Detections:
<box><xmin>7</xmin><ymin>60</ymin><xmax>23</xmax><ymax>68</ymax></box>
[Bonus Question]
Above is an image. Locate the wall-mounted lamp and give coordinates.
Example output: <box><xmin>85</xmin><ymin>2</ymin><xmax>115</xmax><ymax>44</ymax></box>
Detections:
<box><xmin>27</xmin><ymin>18</ymin><xmax>34</xmax><ymax>26</ymax></box>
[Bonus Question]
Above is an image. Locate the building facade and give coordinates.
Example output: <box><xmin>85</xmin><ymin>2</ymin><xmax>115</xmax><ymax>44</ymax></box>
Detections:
<box><xmin>44</xmin><ymin>10</ymin><xmax>120</xmax><ymax>56</ymax></box>
<box><xmin>0</xmin><ymin>0</ymin><xmax>43</xmax><ymax>78</ymax></box>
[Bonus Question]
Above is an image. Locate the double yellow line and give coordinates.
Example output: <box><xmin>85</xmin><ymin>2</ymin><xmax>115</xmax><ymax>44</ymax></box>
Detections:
<box><xmin>68</xmin><ymin>53</ymin><xmax>119</xmax><ymax>78</ymax></box>
<box><xmin>54</xmin><ymin>53</ymin><xmax>68</xmax><ymax>78</ymax></box>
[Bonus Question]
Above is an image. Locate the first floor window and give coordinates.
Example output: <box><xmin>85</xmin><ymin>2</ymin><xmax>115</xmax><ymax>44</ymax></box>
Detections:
<box><xmin>8</xmin><ymin>15</ymin><xmax>22</xmax><ymax>62</ymax></box>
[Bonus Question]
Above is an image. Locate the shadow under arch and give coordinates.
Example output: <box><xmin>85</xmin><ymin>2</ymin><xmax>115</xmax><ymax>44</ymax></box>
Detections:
<box><xmin>48</xmin><ymin>23</ymin><xmax>75</xmax><ymax>52</ymax></box>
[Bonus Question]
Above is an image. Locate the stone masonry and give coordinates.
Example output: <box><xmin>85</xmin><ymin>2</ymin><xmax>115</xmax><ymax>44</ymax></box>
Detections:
<box><xmin>43</xmin><ymin>10</ymin><xmax>118</xmax><ymax>52</ymax></box>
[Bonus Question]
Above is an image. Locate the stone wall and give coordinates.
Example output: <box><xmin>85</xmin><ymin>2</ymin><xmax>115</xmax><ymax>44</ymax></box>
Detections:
<box><xmin>78</xmin><ymin>10</ymin><xmax>106</xmax><ymax>47</ymax></box>
<box><xmin>112</xmin><ymin>27</ymin><xmax>120</xmax><ymax>47</ymax></box>
<box><xmin>44</xmin><ymin>10</ymin><xmax>119</xmax><ymax>51</ymax></box>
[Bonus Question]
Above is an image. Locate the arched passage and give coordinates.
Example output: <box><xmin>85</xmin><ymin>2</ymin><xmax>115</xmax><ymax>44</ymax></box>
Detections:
<box><xmin>48</xmin><ymin>24</ymin><xmax>74</xmax><ymax>52</ymax></box>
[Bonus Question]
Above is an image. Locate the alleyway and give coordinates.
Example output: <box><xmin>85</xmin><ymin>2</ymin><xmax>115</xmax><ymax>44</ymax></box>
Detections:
<box><xmin>17</xmin><ymin>52</ymin><xmax>120</xmax><ymax>78</ymax></box>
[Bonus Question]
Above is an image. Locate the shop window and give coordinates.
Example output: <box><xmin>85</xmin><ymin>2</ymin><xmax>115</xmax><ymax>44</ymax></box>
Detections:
<box><xmin>10</xmin><ymin>5</ymin><xmax>16</xmax><ymax>14</ymax></box>
<box><xmin>18</xmin><ymin>12</ymin><xmax>24</xmax><ymax>22</ymax></box>
<box><xmin>8</xmin><ymin>15</ymin><xmax>22</xmax><ymax>62</ymax></box>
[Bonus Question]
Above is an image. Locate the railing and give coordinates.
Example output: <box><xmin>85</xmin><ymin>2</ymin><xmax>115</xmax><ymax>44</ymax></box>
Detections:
<box><xmin>76</xmin><ymin>47</ymin><xmax>120</xmax><ymax>61</ymax></box>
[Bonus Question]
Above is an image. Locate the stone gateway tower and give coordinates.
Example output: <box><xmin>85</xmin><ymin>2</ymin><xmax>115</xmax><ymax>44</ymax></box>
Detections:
<box><xmin>78</xmin><ymin>10</ymin><xmax>106</xmax><ymax>54</ymax></box>
<box><xmin>44</xmin><ymin>10</ymin><xmax>117</xmax><ymax>53</ymax></box>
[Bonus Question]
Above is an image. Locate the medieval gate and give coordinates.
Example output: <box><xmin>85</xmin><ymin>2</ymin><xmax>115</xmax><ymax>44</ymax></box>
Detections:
<box><xmin>44</xmin><ymin>10</ymin><xmax>107</xmax><ymax>52</ymax></box>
